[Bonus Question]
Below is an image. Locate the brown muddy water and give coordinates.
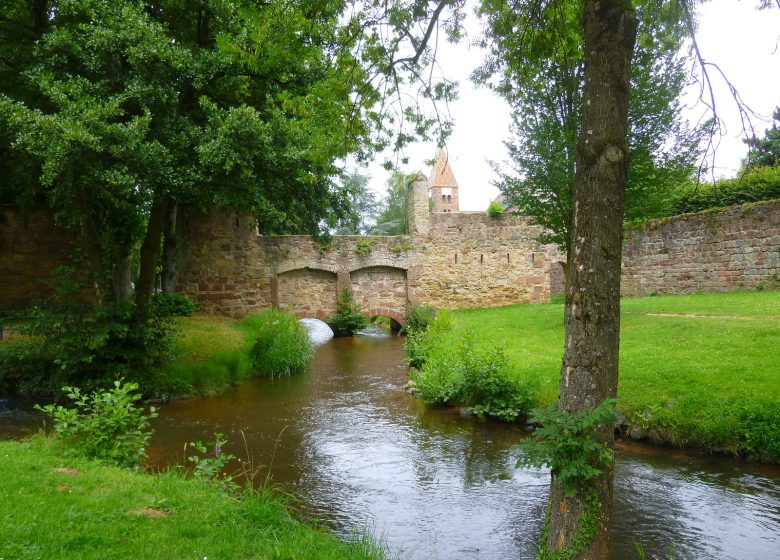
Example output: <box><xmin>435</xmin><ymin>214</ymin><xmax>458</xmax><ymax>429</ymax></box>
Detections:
<box><xmin>2</xmin><ymin>334</ymin><xmax>779</xmax><ymax>559</ymax></box>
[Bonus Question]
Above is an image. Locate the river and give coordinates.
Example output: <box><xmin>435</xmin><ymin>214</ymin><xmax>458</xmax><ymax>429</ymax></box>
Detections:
<box><xmin>2</xmin><ymin>335</ymin><xmax>779</xmax><ymax>559</ymax></box>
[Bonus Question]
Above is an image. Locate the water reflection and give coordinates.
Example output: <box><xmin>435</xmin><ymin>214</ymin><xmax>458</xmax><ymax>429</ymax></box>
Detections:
<box><xmin>143</xmin><ymin>336</ymin><xmax>780</xmax><ymax>560</ymax></box>
<box><xmin>2</xmin><ymin>335</ymin><xmax>778</xmax><ymax>559</ymax></box>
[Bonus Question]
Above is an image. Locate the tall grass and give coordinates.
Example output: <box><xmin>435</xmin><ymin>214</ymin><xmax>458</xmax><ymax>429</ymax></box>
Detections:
<box><xmin>155</xmin><ymin>310</ymin><xmax>313</xmax><ymax>397</ymax></box>
<box><xmin>245</xmin><ymin>309</ymin><xmax>313</xmax><ymax>377</ymax></box>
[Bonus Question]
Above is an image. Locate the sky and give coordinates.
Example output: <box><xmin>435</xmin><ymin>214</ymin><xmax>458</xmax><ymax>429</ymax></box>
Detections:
<box><xmin>362</xmin><ymin>0</ymin><xmax>780</xmax><ymax>211</ymax></box>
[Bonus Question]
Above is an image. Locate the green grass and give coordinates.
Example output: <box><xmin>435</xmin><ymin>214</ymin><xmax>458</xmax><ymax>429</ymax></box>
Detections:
<box><xmin>436</xmin><ymin>291</ymin><xmax>780</xmax><ymax>458</ymax></box>
<box><xmin>0</xmin><ymin>436</ymin><xmax>389</xmax><ymax>560</ymax></box>
<box><xmin>155</xmin><ymin>311</ymin><xmax>312</xmax><ymax>398</ymax></box>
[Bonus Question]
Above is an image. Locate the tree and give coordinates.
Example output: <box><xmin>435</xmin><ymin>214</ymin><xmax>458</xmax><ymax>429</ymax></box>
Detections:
<box><xmin>0</xmin><ymin>0</ymin><xmax>465</xmax><ymax>308</ymax></box>
<box><xmin>333</xmin><ymin>171</ymin><xmax>381</xmax><ymax>235</ymax></box>
<box><xmin>745</xmin><ymin>106</ymin><xmax>780</xmax><ymax>168</ymax></box>
<box><xmin>476</xmin><ymin>0</ymin><xmax>701</xmax><ymax>290</ymax></box>
<box><xmin>373</xmin><ymin>170</ymin><xmax>412</xmax><ymax>235</ymax></box>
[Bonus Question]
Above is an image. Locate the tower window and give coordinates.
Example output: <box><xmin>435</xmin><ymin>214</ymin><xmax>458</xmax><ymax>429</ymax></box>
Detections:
<box><xmin>442</xmin><ymin>194</ymin><xmax>446</xmax><ymax>202</ymax></box>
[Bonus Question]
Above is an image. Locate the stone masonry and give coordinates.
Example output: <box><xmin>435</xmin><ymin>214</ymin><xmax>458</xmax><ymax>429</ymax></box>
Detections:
<box><xmin>3</xmin><ymin>191</ymin><xmax>778</xmax><ymax>318</ymax></box>
<box><xmin>621</xmin><ymin>199</ymin><xmax>780</xmax><ymax>296</ymax></box>
<box><xmin>175</xmin><ymin>175</ymin><xmax>561</xmax><ymax>321</ymax></box>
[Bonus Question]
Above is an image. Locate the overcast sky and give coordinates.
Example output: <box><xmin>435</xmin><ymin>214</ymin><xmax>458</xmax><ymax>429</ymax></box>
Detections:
<box><xmin>362</xmin><ymin>0</ymin><xmax>780</xmax><ymax>211</ymax></box>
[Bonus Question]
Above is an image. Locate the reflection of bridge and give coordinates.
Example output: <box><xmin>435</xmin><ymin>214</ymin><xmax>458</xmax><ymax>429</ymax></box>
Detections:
<box><xmin>175</xmin><ymin>175</ymin><xmax>561</xmax><ymax>320</ymax></box>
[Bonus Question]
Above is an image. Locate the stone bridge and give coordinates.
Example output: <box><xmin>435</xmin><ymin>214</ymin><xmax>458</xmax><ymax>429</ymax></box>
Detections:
<box><xmin>174</xmin><ymin>175</ymin><xmax>563</xmax><ymax>323</ymax></box>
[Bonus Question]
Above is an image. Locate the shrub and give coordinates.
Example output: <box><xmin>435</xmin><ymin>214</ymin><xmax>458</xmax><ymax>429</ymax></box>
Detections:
<box><xmin>670</xmin><ymin>165</ymin><xmax>780</xmax><ymax>215</ymax></box>
<box><xmin>247</xmin><ymin>310</ymin><xmax>313</xmax><ymax>377</ymax></box>
<box><xmin>187</xmin><ymin>432</ymin><xmax>239</xmax><ymax>493</ymax></box>
<box><xmin>412</xmin><ymin>331</ymin><xmax>536</xmax><ymax>422</ymax></box>
<box><xmin>403</xmin><ymin>305</ymin><xmax>436</xmax><ymax>334</ymax></box>
<box><xmin>328</xmin><ymin>289</ymin><xmax>368</xmax><ymax>337</ymax></box>
<box><xmin>35</xmin><ymin>380</ymin><xmax>157</xmax><ymax>468</ymax></box>
<box><xmin>516</xmin><ymin>399</ymin><xmax>616</xmax><ymax>497</ymax></box>
<box><xmin>486</xmin><ymin>199</ymin><xmax>504</xmax><ymax>219</ymax></box>
<box><xmin>149</xmin><ymin>292</ymin><xmax>198</xmax><ymax>317</ymax></box>
<box><xmin>0</xmin><ymin>302</ymin><xmax>176</xmax><ymax>397</ymax></box>
<box><xmin>404</xmin><ymin>312</ymin><xmax>453</xmax><ymax>369</ymax></box>
<box><xmin>456</xmin><ymin>336</ymin><xmax>536</xmax><ymax>422</ymax></box>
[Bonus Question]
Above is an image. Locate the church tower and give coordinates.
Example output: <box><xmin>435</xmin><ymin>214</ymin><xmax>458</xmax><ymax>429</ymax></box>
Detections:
<box><xmin>429</xmin><ymin>147</ymin><xmax>459</xmax><ymax>213</ymax></box>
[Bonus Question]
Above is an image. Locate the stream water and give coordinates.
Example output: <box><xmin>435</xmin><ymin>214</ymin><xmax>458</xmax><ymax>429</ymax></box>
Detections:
<box><xmin>2</xmin><ymin>335</ymin><xmax>779</xmax><ymax>559</ymax></box>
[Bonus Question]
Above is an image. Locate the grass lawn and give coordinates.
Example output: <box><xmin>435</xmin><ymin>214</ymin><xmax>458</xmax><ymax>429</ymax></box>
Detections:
<box><xmin>156</xmin><ymin>312</ymin><xmax>306</xmax><ymax>398</ymax></box>
<box><xmin>442</xmin><ymin>291</ymin><xmax>780</xmax><ymax>457</ymax></box>
<box><xmin>0</xmin><ymin>437</ymin><xmax>387</xmax><ymax>560</ymax></box>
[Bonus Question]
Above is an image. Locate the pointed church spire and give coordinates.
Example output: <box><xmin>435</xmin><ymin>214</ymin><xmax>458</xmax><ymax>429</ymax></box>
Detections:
<box><xmin>428</xmin><ymin>147</ymin><xmax>459</xmax><ymax>213</ymax></box>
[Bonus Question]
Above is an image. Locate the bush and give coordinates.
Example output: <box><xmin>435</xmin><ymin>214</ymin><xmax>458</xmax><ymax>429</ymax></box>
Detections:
<box><xmin>149</xmin><ymin>292</ymin><xmax>198</xmax><ymax>317</ymax></box>
<box><xmin>35</xmin><ymin>380</ymin><xmax>157</xmax><ymax>468</ymax></box>
<box><xmin>486</xmin><ymin>199</ymin><xmax>504</xmax><ymax>219</ymax></box>
<box><xmin>412</xmin><ymin>332</ymin><xmax>536</xmax><ymax>422</ymax></box>
<box><xmin>404</xmin><ymin>312</ymin><xmax>453</xmax><ymax>369</ymax></box>
<box><xmin>403</xmin><ymin>305</ymin><xmax>436</xmax><ymax>334</ymax></box>
<box><xmin>0</xmin><ymin>302</ymin><xmax>177</xmax><ymax>397</ymax></box>
<box><xmin>456</xmin><ymin>336</ymin><xmax>536</xmax><ymax>422</ymax></box>
<box><xmin>670</xmin><ymin>165</ymin><xmax>780</xmax><ymax>215</ymax></box>
<box><xmin>516</xmin><ymin>400</ymin><xmax>616</xmax><ymax>497</ymax></box>
<box><xmin>247</xmin><ymin>310</ymin><xmax>313</xmax><ymax>377</ymax></box>
<box><xmin>328</xmin><ymin>289</ymin><xmax>368</xmax><ymax>337</ymax></box>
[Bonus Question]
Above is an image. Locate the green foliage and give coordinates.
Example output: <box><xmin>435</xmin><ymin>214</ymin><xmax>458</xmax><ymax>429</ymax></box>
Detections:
<box><xmin>247</xmin><ymin>310</ymin><xmax>313</xmax><ymax>377</ymax></box>
<box><xmin>187</xmin><ymin>432</ymin><xmax>239</xmax><ymax>493</ymax></box>
<box><xmin>411</xmin><ymin>352</ymin><xmax>464</xmax><ymax>405</ymax></box>
<box><xmin>355</xmin><ymin>238</ymin><xmax>376</xmax><ymax>257</ymax></box>
<box><xmin>670</xmin><ymin>165</ymin><xmax>780</xmax><ymax>215</ymax></box>
<box><xmin>35</xmin><ymin>381</ymin><xmax>157</xmax><ymax>468</ymax></box>
<box><xmin>486</xmin><ymin>199</ymin><xmax>504</xmax><ymax>219</ymax></box>
<box><xmin>457</xmin><ymin>336</ymin><xmax>536</xmax><ymax>421</ymax></box>
<box><xmin>476</xmin><ymin>0</ymin><xmax>700</xmax><ymax>256</ymax></box>
<box><xmin>0</xmin><ymin>302</ymin><xmax>176</xmax><ymax>397</ymax></box>
<box><xmin>0</xmin><ymin>0</ymin><xmax>463</xmax><ymax>304</ymax></box>
<box><xmin>372</xmin><ymin>171</ymin><xmax>412</xmax><ymax>235</ymax></box>
<box><xmin>150</xmin><ymin>293</ymin><xmax>198</xmax><ymax>317</ymax></box>
<box><xmin>404</xmin><ymin>305</ymin><xmax>436</xmax><ymax>334</ymax></box>
<box><xmin>745</xmin><ymin>107</ymin><xmax>780</xmax><ymax>168</ymax></box>
<box><xmin>404</xmin><ymin>312</ymin><xmax>453</xmax><ymax>369</ymax></box>
<box><xmin>516</xmin><ymin>400</ymin><xmax>616</xmax><ymax>497</ymax></box>
<box><xmin>411</xmin><ymin>331</ymin><xmax>536</xmax><ymax>421</ymax></box>
<box><xmin>328</xmin><ymin>289</ymin><xmax>368</xmax><ymax>336</ymax></box>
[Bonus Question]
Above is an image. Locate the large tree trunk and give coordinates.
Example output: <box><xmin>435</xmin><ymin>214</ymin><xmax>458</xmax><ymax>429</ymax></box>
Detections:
<box><xmin>135</xmin><ymin>192</ymin><xmax>170</xmax><ymax>309</ymax></box>
<box><xmin>112</xmin><ymin>253</ymin><xmax>133</xmax><ymax>304</ymax></box>
<box><xmin>545</xmin><ymin>1</ymin><xmax>637</xmax><ymax>559</ymax></box>
<box><xmin>161</xmin><ymin>201</ymin><xmax>178</xmax><ymax>293</ymax></box>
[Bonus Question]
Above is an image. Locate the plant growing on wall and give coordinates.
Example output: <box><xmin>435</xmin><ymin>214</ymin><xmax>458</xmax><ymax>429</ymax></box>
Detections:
<box><xmin>486</xmin><ymin>200</ymin><xmax>504</xmax><ymax>219</ymax></box>
<box><xmin>328</xmin><ymin>289</ymin><xmax>367</xmax><ymax>337</ymax></box>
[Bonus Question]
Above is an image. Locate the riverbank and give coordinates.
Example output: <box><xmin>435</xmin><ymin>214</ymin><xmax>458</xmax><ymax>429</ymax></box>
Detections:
<box><xmin>0</xmin><ymin>436</ymin><xmax>388</xmax><ymax>560</ymax></box>
<box><xmin>419</xmin><ymin>291</ymin><xmax>780</xmax><ymax>460</ymax></box>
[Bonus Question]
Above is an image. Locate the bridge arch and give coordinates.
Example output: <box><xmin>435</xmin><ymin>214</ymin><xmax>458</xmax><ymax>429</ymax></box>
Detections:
<box><xmin>350</xmin><ymin>265</ymin><xmax>408</xmax><ymax>325</ymax></box>
<box><xmin>364</xmin><ymin>308</ymin><xmax>406</xmax><ymax>331</ymax></box>
<box><xmin>276</xmin><ymin>267</ymin><xmax>337</xmax><ymax>321</ymax></box>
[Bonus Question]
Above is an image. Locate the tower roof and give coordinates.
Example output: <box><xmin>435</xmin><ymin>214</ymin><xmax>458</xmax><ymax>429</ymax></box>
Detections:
<box><xmin>429</xmin><ymin>147</ymin><xmax>459</xmax><ymax>188</ymax></box>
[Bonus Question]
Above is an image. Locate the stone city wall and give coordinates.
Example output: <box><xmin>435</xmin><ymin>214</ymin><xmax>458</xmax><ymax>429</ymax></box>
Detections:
<box><xmin>621</xmin><ymin>199</ymin><xmax>780</xmax><ymax>296</ymax></box>
<box><xmin>0</xmin><ymin>206</ymin><xmax>92</xmax><ymax>310</ymax></box>
<box><xmin>176</xmin><ymin>199</ymin><xmax>562</xmax><ymax>318</ymax></box>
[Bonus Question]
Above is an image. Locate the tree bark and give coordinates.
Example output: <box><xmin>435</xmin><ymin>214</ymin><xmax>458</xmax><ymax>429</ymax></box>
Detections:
<box><xmin>546</xmin><ymin>1</ymin><xmax>637</xmax><ymax>559</ymax></box>
<box><xmin>112</xmin><ymin>252</ymin><xmax>133</xmax><ymax>304</ymax></box>
<box><xmin>161</xmin><ymin>201</ymin><xmax>178</xmax><ymax>293</ymax></box>
<box><xmin>134</xmin><ymin>192</ymin><xmax>170</xmax><ymax>309</ymax></box>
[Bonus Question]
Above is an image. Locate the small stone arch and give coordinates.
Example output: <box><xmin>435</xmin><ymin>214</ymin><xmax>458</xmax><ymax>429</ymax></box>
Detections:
<box><xmin>365</xmin><ymin>308</ymin><xmax>406</xmax><ymax>332</ymax></box>
<box><xmin>276</xmin><ymin>262</ymin><xmax>340</xmax><ymax>275</ymax></box>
